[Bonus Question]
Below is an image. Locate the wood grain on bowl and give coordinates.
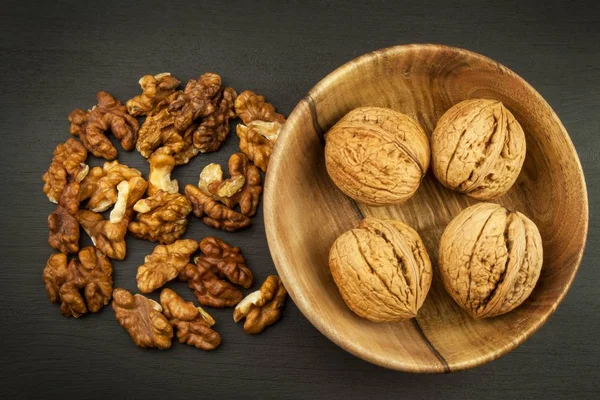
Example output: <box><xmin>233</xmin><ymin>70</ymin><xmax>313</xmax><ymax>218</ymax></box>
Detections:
<box><xmin>264</xmin><ymin>44</ymin><xmax>588</xmax><ymax>373</ymax></box>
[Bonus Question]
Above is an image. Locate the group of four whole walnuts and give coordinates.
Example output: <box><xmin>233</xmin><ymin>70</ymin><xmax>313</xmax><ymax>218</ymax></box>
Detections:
<box><xmin>42</xmin><ymin>72</ymin><xmax>288</xmax><ymax>350</ymax></box>
<box><xmin>325</xmin><ymin>101</ymin><xmax>544</xmax><ymax>321</ymax></box>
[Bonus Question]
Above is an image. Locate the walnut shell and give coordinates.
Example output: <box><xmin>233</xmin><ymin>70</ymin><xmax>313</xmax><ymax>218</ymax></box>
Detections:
<box><xmin>324</xmin><ymin>107</ymin><xmax>430</xmax><ymax>206</ymax></box>
<box><xmin>431</xmin><ymin>99</ymin><xmax>526</xmax><ymax>200</ymax></box>
<box><xmin>438</xmin><ymin>203</ymin><xmax>543</xmax><ymax>319</ymax></box>
<box><xmin>328</xmin><ymin>217</ymin><xmax>432</xmax><ymax>322</ymax></box>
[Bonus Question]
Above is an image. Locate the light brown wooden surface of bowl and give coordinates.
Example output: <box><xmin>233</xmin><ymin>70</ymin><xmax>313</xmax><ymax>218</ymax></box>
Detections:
<box><xmin>263</xmin><ymin>44</ymin><xmax>588</xmax><ymax>373</ymax></box>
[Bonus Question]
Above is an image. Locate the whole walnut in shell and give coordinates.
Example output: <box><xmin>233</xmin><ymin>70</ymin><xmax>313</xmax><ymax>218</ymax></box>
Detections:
<box><xmin>438</xmin><ymin>203</ymin><xmax>543</xmax><ymax>319</ymax></box>
<box><xmin>325</xmin><ymin>107</ymin><xmax>430</xmax><ymax>206</ymax></box>
<box><xmin>329</xmin><ymin>217</ymin><xmax>432</xmax><ymax>322</ymax></box>
<box><xmin>431</xmin><ymin>99</ymin><xmax>526</xmax><ymax>200</ymax></box>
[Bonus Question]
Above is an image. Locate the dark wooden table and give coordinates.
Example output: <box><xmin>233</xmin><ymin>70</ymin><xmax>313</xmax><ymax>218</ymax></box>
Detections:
<box><xmin>1</xmin><ymin>1</ymin><xmax>598</xmax><ymax>398</ymax></box>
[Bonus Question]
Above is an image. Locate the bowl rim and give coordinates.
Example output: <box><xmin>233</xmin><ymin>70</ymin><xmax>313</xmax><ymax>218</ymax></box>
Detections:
<box><xmin>264</xmin><ymin>43</ymin><xmax>589</xmax><ymax>373</ymax></box>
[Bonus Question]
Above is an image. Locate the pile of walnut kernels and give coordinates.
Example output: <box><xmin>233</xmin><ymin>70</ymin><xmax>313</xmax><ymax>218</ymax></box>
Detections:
<box><xmin>42</xmin><ymin>72</ymin><xmax>288</xmax><ymax>350</ymax></box>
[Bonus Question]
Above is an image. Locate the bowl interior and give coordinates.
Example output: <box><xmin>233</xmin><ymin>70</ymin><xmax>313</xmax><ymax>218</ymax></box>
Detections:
<box><xmin>264</xmin><ymin>44</ymin><xmax>588</xmax><ymax>372</ymax></box>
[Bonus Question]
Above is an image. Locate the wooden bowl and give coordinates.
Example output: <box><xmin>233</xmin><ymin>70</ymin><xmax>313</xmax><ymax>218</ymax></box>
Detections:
<box><xmin>264</xmin><ymin>44</ymin><xmax>588</xmax><ymax>372</ymax></box>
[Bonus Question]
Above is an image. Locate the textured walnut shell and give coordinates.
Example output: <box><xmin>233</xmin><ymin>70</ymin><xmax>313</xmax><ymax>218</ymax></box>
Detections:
<box><xmin>439</xmin><ymin>203</ymin><xmax>543</xmax><ymax>319</ymax></box>
<box><xmin>328</xmin><ymin>217</ymin><xmax>432</xmax><ymax>322</ymax></box>
<box><xmin>324</xmin><ymin>107</ymin><xmax>430</xmax><ymax>206</ymax></box>
<box><xmin>431</xmin><ymin>99</ymin><xmax>526</xmax><ymax>200</ymax></box>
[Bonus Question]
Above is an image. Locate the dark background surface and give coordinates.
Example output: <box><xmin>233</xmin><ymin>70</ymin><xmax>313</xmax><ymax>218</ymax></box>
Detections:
<box><xmin>0</xmin><ymin>0</ymin><xmax>598</xmax><ymax>398</ymax></box>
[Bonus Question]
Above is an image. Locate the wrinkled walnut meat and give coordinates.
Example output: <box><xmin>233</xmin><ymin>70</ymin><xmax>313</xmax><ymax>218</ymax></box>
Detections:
<box><xmin>79</xmin><ymin>160</ymin><xmax>145</xmax><ymax>213</ymax></box>
<box><xmin>168</xmin><ymin>73</ymin><xmax>222</xmax><ymax>132</ymax></box>
<box><xmin>48</xmin><ymin>182</ymin><xmax>80</xmax><ymax>254</ymax></box>
<box><xmin>129</xmin><ymin>190</ymin><xmax>192</xmax><ymax>244</ymax></box>
<box><xmin>160</xmin><ymin>288</ymin><xmax>221</xmax><ymax>350</ymax></box>
<box><xmin>185</xmin><ymin>153</ymin><xmax>261</xmax><ymax>232</ymax></box>
<box><xmin>236</xmin><ymin>120</ymin><xmax>281</xmax><ymax>173</ymax></box>
<box><xmin>135</xmin><ymin>72</ymin><xmax>236</xmax><ymax>161</ymax></box>
<box><xmin>42</xmin><ymin>138</ymin><xmax>89</xmax><ymax>203</ymax></box>
<box><xmin>147</xmin><ymin>153</ymin><xmax>179</xmax><ymax>196</ymax></box>
<box><xmin>185</xmin><ymin>185</ymin><xmax>251</xmax><ymax>232</ymax></box>
<box><xmin>192</xmin><ymin>86</ymin><xmax>237</xmax><ymax>153</ymax></box>
<box><xmin>199</xmin><ymin>153</ymin><xmax>262</xmax><ymax>216</ymax></box>
<box><xmin>199</xmin><ymin>162</ymin><xmax>245</xmax><ymax>200</ymax></box>
<box><xmin>329</xmin><ymin>217</ymin><xmax>433</xmax><ymax>322</ymax></box>
<box><xmin>112</xmin><ymin>288</ymin><xmax>173</xmax><ymax>349</ymax></box>
<box><xmin>225</xmin><ymin>153</ymin><xmax>262</xmax><ymax>216</ymax></box>
<box><xmin>179</xmin><ymin>263</ymin><xmax>243</xmax><ymax>308</ymax></box>
<box><xmin>195</xmin><ymin>236</ymin><xmax>253</xmax><ymax>288</ymax></box>
<box><xmin>126</xmin><ymin>73</ymin><xmax>181</xmax><ymax>116</ymax></box>
<box><xmin>178</xmin><ymin>237</ymin><xmax>253</xmax><ymax>308</ymax></box>
<box><xmin>69</xmin><ymin>91</ymin><xmax>139</xmax><ymax>160</ymax></box>
<box><xmin>136</xmin><ymin>239</ymin><xmax>198</xmax><ymax>293</ymax></box>
<box><xmin>233</xmin><ymin>275</ymin><xmax>287</xmax><ymax>334</ymax></box>
<box><xmin>135</xmin><ymin>92</ymin><xmax>200</xmax><ymax>165</ymax></box>
<box><xmin>78</xmin><ymin>209</ymin><xmax>131</xmax><ymax>260</ymax></box>
<box><xmin>234</xmin><ymin>90</ymin><xmax>286</xmax><ymax>125</ymax></box>
<box><xmin>170</xmin><ymin>123</ymin><xmax>200</xmax><ymax>165</ymax></box>
<box><xmin>43</xmin><ymin>247</ymin><xmax>113</xmax><ymax>318</ymax></box>
<box><xmin>109</xmin><ymin>177</ymin><xmax>148</xmax><ymax>223</ymax></box>
<box><xmin>135</xmin><ymin>94</ymin><xmax>183</xmax><ymax>157</ymax></box>
<box><xmin>439</xmin><ymin>203</ymin><xmax>543</xmax><ymax>319</ymax></box>
<box><xmin>235</xmin><ymin>90</ymin><xmax>286</xmax><ymax>172</ymax></box>
<box><xmin>431</xmin><ymin>99</ymin><xmax>526</xmax><ymax>200</ymax></box>
<box><xmin>325</xmin><ymin>107</ymin><xmax>430</xmax><ymax>206</ymax></box>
